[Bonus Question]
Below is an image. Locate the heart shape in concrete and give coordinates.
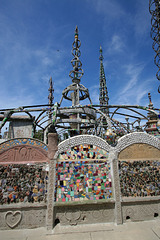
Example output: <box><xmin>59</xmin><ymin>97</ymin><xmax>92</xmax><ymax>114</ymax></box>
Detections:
<box><xmin>5</xmin><ymin>211</ymin><xmax>22</xmax><ymax>228</ymax></box>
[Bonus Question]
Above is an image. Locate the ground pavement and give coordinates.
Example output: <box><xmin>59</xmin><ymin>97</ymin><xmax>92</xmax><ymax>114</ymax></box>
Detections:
<box><xmin>1</xmin><ymin>219</ymin><xmax>160</xmax><ymax>240</ymax></box>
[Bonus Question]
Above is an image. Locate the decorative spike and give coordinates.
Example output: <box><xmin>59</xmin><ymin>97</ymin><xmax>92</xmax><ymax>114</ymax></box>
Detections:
<box><xmin>99</xmin><ymin>46</ymin><xmax>109</xmax><ymax>115</ymax></box>
<box><xmin>75</xmin><ymin>25</ymin><xmax>78</xmax><ymax>36</ymax></box>
<box><xmin>69</xmin><ymin>26</ymin><xmax>84</xmax><ymax>84</ymax></box>
<box><xmin>148</xmin><ymin>92</ymin><xmax>153</xmax><ymax>108</ymax></box>
<box><xmin>99</xmin><ymin>46</ymin><xmax>104</xmax><ymax>61</ymax></box>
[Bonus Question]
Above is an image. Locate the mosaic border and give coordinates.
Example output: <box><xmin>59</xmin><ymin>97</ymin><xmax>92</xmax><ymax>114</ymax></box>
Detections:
<box><xmin>0</xmin><ymin>138</ymin><xmax>48</xmax><ymax>153</ymax></box>
<box><xmin>116</xmin><ymin>132</ymin><xmax>160</xmax><ymax>153</ymax></box>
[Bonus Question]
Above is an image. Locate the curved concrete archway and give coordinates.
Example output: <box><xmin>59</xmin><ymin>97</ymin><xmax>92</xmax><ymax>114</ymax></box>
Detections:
<box><xmin>55</xmin><ymin>134</ymin><xmax>112</xmax><ymax>158</ymax></box>
<box><xmin>116</xmin><ymin>132</ymin><xmax>160</xmax><ymax>154</ymax></box>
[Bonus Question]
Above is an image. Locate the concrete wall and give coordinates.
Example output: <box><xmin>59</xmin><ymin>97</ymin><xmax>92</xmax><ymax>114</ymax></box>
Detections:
<box><xmin>9</xmin><ymin>120</ymin><xmax>33</xmax><ymax>138</ymax></box>
<box><xmin>122</xmin><ymin>197</ymin><xmax>160</xmax><ymax>222</ymax></box>
<box><xmin>0</xmin><ymin>133</ymin><xmax>159</xmax><ymax>231</ymax></box>
<box><xmin>0</xmin><ymin>204</ymin><xmax>47</xmax><ymax>230</ymax></box>
<box><xmin>46</xmin><ymin>133</ymin><xmax>160</xmax><ymax>230</ymax></box>
<box><xmin>55</xmin><ymin>202</ymin><xmax>115</xmax><ymax>225</ymax></box>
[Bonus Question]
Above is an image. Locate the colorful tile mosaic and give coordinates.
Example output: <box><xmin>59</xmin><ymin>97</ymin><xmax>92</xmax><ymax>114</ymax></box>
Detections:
<box><xmin>55</xmin><ymin>160</ymin><xmax>112</xmax><ymax>202</ymax></box>
<box><xmin>0</xmin><ymin>138</ymin><xmax>48</xmax><ymax>153</ymax></box>
<box><xmin>58</xmin><ymin>144</ymin><xmax>109</xmax><ymax>161</ymax></box>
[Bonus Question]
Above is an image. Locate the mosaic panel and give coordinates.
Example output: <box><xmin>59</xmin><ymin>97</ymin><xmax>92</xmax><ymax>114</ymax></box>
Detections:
<box><xmin>0</xmin><ymin>138</ymin><xmax>48</xmax><ymax>153</ymax></box>
<box><xmin>0</xmin><ymin>164</ymin><xmax>49</xmax><ymax>204</ymax></box>
<box><xmin>58</xmin><ymin>144</ymin><xmax>109</xmax><ymax>161</ymax></box>
<box><xmin>55</xmin><ymin>160</ymin><xmax>112</xmax><ymax>202</ymax></box>
<box><xmin>119</xmin><ymin>160</ymin><xmax>160</xmax><ymax>197</ymax></box>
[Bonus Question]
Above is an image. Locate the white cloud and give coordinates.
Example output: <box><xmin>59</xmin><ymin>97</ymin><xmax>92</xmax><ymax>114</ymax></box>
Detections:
<box><xmin>108</xmin><ymin>35</ymin><xmax>125</xmax><ymax>53</ymax></box>
<box><xmin>89</xmin><ymin>84</ymin><xmax>100</xmax><ymax>105</ymax></box>
<box><xmin>0</xmin><ymin>26</ymin><xmax>70</xmax><ymax>107</ymax></box>
<box><xmin>0</xmin><ymin>0</ymin><xmax>157</xmax><ymax>118</ymax></box>
<box><xmin>133</xmin><ymin>1</ymin><xmax>151</xmax><ymax>41</ymax></box>
<box><xmin>121</xmin><ymin>63</ymin><xmax>145</xmax><ymax>95</ymax></box>
<box><xmin>0</xmin><ymin>7</ymin><xmax>73</xmax><ymax>109</ymax></box>
<box><xmin>89</xmin><ymin>0</ymin><xmax>125</xmax><ymax>18</ymax></box>
<box><xmin>111</xmin><ymin>62</ymin><xmax>153</xmax><ymax>106</ymax></box>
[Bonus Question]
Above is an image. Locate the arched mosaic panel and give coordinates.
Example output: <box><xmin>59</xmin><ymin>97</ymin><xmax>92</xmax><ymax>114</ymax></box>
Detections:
<box><xmin>118</xmin><ymin>143</ymin><xmax>160</xmax><ymax>161</ymax></box>
<box><xmin>55</xmin><ymin>135</ymin><xmax>112</xmax><ymax>158</ymax></box>
<box><xmin>58</xmin><ymin>144</ymin><xmax>109</xmax><ymax>161</ymax></box>
<box><xmin>0</xmin><ymin>138</ymin><xmax>48</xmax><ymax>164</ymax></box>
<box><xmin>0</xmin><ymin>138</ymin><xmax>48</xmax><ymax>205</ymax></box>
<box><xmin>55</xmin><ymin>137</ymin><xmax>113</xmax><ymax>202</ymax></box>
<box><xmin>116</xmin><ymin>133</ymin><xmax>160</xmax><ymax>198</ymax></box>
<box><xmin>116</xmin><ymin>132</ymin><xmax>160</xmax><ymax>153</ymax></box>
<box><xmin>0</xmin><ymin>138</ymin><xmax>48</xmax><ymax>152</ymax></box>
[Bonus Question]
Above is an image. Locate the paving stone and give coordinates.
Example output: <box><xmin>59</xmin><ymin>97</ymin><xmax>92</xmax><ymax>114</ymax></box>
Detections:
<box><xmin>0</xmin><ymin>220</ymin><xmax>159</xmax><ymax>240</ymax></box>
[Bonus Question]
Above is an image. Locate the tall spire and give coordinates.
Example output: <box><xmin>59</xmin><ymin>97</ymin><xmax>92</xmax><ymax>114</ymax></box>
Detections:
<box><xmin>149</xmin><ymin>0</ymin><xmax>160</xmax><ymax>92</ymax></box>
<box><xmin>69</xmin><ymin>26</ymin><xmax>84</xmax><ymax>84</ymax></box>
<box><xmin>48</xmin><ymin>77</ymin><xmax>54</xmax><ymax>120</ymax></box>
<box><xmin>148</xmin><ymin>92</ymin><xmax>153</xmax><ymax>109</ymax></box>
<box><xmin>99</xmin><ymin>46</ymin><xmax>109</xmax><ymax>115</ymax></box>
<box><xmin>60</xmin><ymin>26</ymin><xmax>91</xmax><ymax>107</ymax></box>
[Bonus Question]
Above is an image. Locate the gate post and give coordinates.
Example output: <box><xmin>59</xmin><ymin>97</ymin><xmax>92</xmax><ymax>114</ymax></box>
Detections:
<box><xmin>46</xmin><ymin>128</ymin><xmax>58</xmax><ymax>231</ymax></box>
<box><xmin>110</xmin><ymin>149</ymin><xmax>123</xmax><ymax>224</ymax></box>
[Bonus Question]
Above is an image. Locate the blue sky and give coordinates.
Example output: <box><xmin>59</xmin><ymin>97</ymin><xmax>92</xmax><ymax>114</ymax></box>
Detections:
<box><xmin>0</xmin><ymin>0</ymin><xmax>159</xmax><ymax>110</ymax></box>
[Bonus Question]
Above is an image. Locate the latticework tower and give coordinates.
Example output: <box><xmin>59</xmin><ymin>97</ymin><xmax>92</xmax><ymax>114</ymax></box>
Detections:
<box><xmin>99</xmin><ymin>46</ymin><xmax>109</xmax><ymax>115</ymax></box>
<box><xmin>149</xmin><ymin>0</ymin><xmax>160</xmax><ymax>92</ymax></box>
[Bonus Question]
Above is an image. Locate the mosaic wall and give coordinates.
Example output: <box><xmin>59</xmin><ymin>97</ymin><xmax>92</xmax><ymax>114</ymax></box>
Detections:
<box><xmin>56</xmin><ymin>144</ymin><xmax>112</xmax><ymax>202</ymax></box>
<box><xmin>119</xmin><ymin>160</ymin><xmax>160</xmax><ymax>197</ymax></box>
<box><xmin>0</xmin><ymin>164</ymin><xmax>48</xmax><ymax>205</ymax></box>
